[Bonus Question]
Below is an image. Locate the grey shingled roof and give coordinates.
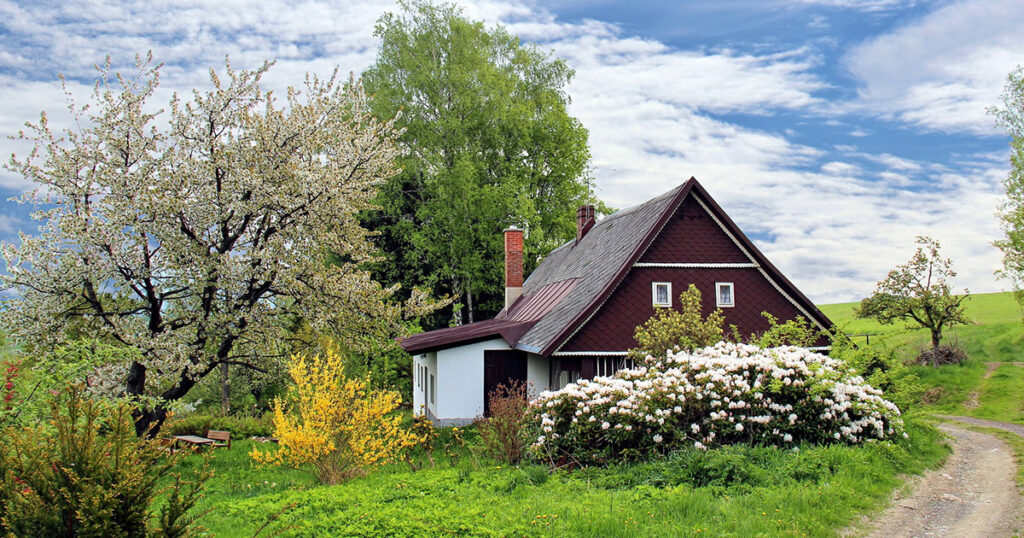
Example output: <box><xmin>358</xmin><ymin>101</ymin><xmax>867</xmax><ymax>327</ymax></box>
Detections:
<box><xmin>513</xmin><ymin>183</ymin><xmax>685</xmax><ymax>353</ymax></box>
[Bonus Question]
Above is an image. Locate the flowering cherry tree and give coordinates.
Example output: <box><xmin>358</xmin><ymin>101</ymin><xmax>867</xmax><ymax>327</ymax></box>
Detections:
<box><xmin>1</xmin><ymin>55</ymin><xmax>438</xmax><ymax>435</ymax></box>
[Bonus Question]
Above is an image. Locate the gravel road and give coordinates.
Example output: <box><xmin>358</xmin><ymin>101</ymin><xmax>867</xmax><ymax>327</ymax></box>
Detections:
<box><xmin>854</xmin><ymin>422</ymin><xmax>1023</xmax><ymax>537</ymax></box>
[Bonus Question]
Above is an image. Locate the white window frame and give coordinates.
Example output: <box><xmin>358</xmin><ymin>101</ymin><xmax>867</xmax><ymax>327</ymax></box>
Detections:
<box><xmin>716</xmin><ymin>282</ymin><xmax>734</xmax><ymax>308</ymax></box>
<box><xmin>652</xmin><ymin>282</ymin><xmax>672</xmax><ymax>307</ymax></box>
<box><xmin>429</xmin><ymin>374</ymin><xmax>435</xmax><ymax>404</ymax></box>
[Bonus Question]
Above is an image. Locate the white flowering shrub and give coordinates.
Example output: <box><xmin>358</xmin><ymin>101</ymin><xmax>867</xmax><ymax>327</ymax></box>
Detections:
<box><xmin>528</xmin><ymin>342</ymin><xmax>904</xmax><ymax>465</ymax></box>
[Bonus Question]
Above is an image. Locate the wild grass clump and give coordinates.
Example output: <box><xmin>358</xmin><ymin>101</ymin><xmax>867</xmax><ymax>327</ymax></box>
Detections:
<box><xmin>527</xmin><ymin>342</ymin><xmax>905</xmax><ymax>466</ymax></box>
<box><xmin>477</xmin><ymin>381</ymin><xmax>530</xmax><ymax>464</ymax></box>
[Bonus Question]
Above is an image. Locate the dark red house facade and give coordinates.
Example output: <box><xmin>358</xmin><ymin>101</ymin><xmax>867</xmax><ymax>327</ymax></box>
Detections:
<box><xmin>401</xmin><ymin>178</ymin><xmax>834</xmax><ymax>425</ymax></box>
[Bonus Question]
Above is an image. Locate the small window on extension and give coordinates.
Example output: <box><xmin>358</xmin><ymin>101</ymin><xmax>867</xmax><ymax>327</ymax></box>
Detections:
<box><xmin>716</xmin><ymin>282</ymin><xmax>734</xmax><ymax>308</ymax></box>
<box><xmin>429</xmin><ymin>374</ymin><xmax>435</xmax><ymax>404</ymax></box>
<box><xmin>652</xmin><ymin>282</ymin><xmax>671</xmax><ymax>307</ymax></box>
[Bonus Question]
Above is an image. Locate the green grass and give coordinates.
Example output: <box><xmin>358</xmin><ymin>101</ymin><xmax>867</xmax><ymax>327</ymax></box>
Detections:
<box><xmin>905</xmin><ymin>361</ymin><xmax>1024</xmax><ymax>423</ymax></box>
<box><xmin>172</xmin><ymin>418</ymin><xmax>947</xmax><ymax>537</ymax></box>
<box><xmin>969</xmin><ymin>363</ymin><xmax>1024</xmax><ymax>423</ymax></box>
<box><xmin>910</xmin><ymin>359</ymin><xmax>989</xmax><ymax>413</ymax></box>
<box><xmin>819</xmin><ymin>291</ymin><xmax>1024</xmax><ymax>363</ymax></box>
<box><xmin>819</xmin><ymin>291</ymin><xmax>1024</xmax><ymax>424</ymax></box>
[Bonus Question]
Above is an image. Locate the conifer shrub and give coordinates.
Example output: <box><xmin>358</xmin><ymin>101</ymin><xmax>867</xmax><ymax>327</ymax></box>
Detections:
<box><xmin>0</xmin><ymin>385</ymin><xmax>209</xmax><ymax>537</ymax></box>
<box><xmin>527</xmin><ymin>342</ymin><xmax>905</xmax><ymax>466</ymax></box>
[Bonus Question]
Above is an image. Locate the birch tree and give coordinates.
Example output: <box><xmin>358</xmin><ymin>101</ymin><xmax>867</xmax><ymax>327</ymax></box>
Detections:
<box><xmin>2</xmin><ymin>55</ymin><xmax>437</xmax><ymax>434</ymax></box>
<box><xmin>991</xmin><ymin>66</ymin><xmax>1024</xmax><ymax>308</ymax></box>
<box><xmin>361</xmin><ymin>0</ymin><xmax>594</xmax><ymax>327</ymax></box>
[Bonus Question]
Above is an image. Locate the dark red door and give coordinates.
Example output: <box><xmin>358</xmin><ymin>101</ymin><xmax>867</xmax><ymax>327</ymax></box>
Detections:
<box><xmin>483</xmin><ymin>350</ymin><xmax>527</xmax><ymax>416</ymax></box>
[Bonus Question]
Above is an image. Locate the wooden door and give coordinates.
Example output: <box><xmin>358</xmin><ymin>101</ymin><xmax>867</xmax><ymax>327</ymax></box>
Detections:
<box><xmin>483</xmin><ymin>350</ymin><xmax>527</xmax><ymax>416</ymax></box>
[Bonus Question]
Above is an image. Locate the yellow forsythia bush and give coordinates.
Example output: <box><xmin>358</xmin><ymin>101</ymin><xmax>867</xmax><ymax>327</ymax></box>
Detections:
<box><xmin>250</xmin><ymin>349</ymin><xmax>420</xmax><ymax>484</ymax></box>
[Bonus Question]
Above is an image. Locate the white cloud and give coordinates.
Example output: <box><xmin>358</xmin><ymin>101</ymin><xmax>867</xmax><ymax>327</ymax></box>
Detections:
<box><xmin>821</xmin><ymin>161</ymin><xmax>860</xmax><ymax>176</ymax></box>
<box><xmin>801</xmin><ymin>0</ymin><xmax>916</xmax><ymax>11</ymax></box>
<box><xmin>0</xmin><ymin>0</ymin><xmax>1011</xmax><ymax>304</ymax></box>
<box><xmin>846</xmin><ymin>0</ymin><xmax>1024</xmax><ymax>134</ymax></box>
<box><xmin>0</xmin><ymin>213</ymin><xmax>20</xmax><ymax>235</ymax></box>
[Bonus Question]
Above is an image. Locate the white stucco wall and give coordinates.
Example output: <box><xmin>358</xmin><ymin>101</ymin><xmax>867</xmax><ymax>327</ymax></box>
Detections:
<box><xmin>527</xmin><ymin>353</ymin><xmax>550</xmax><ymax>398</ymax></box>
<box><xmin>413</xmin><ymin>352</ymin><xmax>437</xmax><ymax>419</ymax></box>
<box><xmin>412</xmin><ymin>353</ymin><xmax>428</xmax><ymax>417</ymax></box>
<box><xmin>434</xmin><ymin>338</ymin><xmax>510</xmax><ymax>424</ymax></box>
<box><xmin>412</xmin><ymin>354</ymin><xmax>423</xmax><ymax>415</ymax></box>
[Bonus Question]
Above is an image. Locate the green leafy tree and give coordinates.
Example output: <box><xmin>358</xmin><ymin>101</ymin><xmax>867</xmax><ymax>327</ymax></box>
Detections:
<box><xmin>752</xmin><ymin>313</ymin><xmax>823</xmax><ymax>348</ymax></box>
<box><xmin>630</xmin><ymin>284</ymin><xmax>725</xmax><ymax>360</ymax></box>
<box><xmin>990</xmin><ymin>65</ymin><xmax>1024</xmax><ymax>310</ymax></box>
<box><xmin>856</xmin><ymin>236</ymin><xmax>970</xmax><ymax>366</ymax></box>
<box><xmin>361</xmin><ymin>0</ymin><xmax>595</xmax><ymax>326</ymax></box>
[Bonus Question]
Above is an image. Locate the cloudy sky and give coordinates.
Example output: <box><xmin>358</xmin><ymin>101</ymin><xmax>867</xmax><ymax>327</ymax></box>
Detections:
<box><xmin>0</xmin><ymin>0</ymin><xmax>1020</xmax><ymax>304</ymax></box>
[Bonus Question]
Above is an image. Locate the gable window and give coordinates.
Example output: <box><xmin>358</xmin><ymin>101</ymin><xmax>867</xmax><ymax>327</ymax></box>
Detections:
<box><xmin>716</xmin><ymin>282</ymin><xmax>734</xmax><ymax>308</ymax></box>
<box><xmin>652</xmin><ymin>282</ymin><xmax>672</xmax><ymax>307</ymax></box>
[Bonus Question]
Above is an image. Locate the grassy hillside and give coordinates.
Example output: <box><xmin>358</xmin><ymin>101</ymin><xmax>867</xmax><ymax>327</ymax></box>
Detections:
<box><xmin>821</xmin><ymin>291</ymin><xmax>1024</xmax><ymax>423</ymax></box>
<box><xmin>819</xmin><ymin>291</ymin><xmax>1024</xmax><ymax>363</ymax></box>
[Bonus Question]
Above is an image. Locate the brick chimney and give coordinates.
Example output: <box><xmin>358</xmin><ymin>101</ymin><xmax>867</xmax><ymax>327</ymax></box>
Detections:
<box><xmin>576</xmin><ymin>204</ymin><xmax>595</xmax><ymax>244</ymax></box>
<box><xmin>504</xmin><ymin>226</ymin><xmax>524</xmax><ymax>308</ymax></box>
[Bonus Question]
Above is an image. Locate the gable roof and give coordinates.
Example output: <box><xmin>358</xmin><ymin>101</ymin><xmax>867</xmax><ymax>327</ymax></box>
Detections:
<box><xmin>511</xmin><ymin>183</ymin><xmax>687</xmax><ymax>353</ymax></box>
<box><xmin>399</xmin><ymin>177</ymin><xmax>834</xmax><ymax>356</ymax></box>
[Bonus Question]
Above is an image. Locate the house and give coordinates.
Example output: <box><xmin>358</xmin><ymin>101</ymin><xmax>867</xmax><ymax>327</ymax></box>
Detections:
<box><xmin>400</xmin><ymin>177</ymin><xmax>834</xmax><ymax>425</ymax></box>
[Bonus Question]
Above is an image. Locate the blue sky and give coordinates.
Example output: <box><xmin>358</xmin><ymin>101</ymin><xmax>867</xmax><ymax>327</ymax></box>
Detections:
<box><xmin>0</xmin><ymin>0</ymin><xmax>1020</xmax><ymax>303</ymax></box>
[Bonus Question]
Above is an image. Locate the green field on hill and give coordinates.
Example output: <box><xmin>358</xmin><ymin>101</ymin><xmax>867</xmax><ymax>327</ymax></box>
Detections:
<box><xmin>821</xmin><ymin>291</ymin><xmax>1024</xmax><ymax>423</ymax></box>
<box><xmin>819</xmin><ymin>291</ymin><xmax>1024</xmax><ymax>364</ymax></box>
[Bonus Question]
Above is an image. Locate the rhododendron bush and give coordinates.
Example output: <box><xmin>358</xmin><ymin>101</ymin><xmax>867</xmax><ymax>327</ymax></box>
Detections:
<box><xmin>528</xmin><ymin>342</ymin><xmax>904</xmax><ymax>465</ymax></box>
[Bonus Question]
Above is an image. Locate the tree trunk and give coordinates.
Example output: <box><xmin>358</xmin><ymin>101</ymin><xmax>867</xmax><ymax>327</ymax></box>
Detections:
<box><xmin>930</xmin><ymin>329</ymin><xmax>942</xmax><ymax>368</ymax></box>
<box><xmin>125</xmin><ymin>360</ymin><xmax>146</xmax><ymax>399</ymax></box>
<box><xmin>467</xmin><ymin>288</ymin><xmax>474</xmax><ymax>324</ymax></box>
<box><xmin>220</xmin><ymin>361</ymin><xmax>230</xmax><ymax>415</ymax></box>
<box><xmin>125</xmin><ymin>361</ymin><xmax>168</xmax><ymax>437</ymax></box>
<box><xmin>133</xmin><ymin>406</ymin><xmax>170</xmax><ymax>438</ymax></box>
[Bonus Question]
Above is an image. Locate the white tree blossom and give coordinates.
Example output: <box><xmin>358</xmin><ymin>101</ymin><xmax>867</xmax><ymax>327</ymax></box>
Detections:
<box><xmin>2</xmin><ymin>54</ymin><xmax>439</xmax><ymax>433</ymax></box>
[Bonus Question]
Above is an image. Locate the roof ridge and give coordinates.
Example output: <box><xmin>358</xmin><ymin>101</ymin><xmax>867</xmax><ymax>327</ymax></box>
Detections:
<box><xmin>537</xmin><ymin>178</ymin><xmax>696</xmax><ymax>355</ymax></box>
<box><xmin>525</xmin><ymin>182</ymin><xmax>689</xmax><ymax>284</ymax></box>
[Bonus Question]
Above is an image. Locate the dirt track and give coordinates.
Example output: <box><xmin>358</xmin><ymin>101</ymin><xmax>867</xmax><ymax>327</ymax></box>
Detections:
<box><xmin>855</xmin><ymin>422</ymin><xmax>1023</xmax><ymax>537</ymax></box>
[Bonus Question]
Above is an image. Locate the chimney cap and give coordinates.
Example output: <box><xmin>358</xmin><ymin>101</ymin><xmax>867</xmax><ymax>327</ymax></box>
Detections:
<box><xmin>505</xmin><ymin>225</ymin><xmax>522</xmax><ymax>232</ymax></box>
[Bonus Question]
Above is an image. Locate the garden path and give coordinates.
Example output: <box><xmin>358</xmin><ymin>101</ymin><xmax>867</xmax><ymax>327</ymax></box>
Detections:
<box><xmin>856</xmin><ymin>422</ymin><xmax>1023</xmax><ymax>537</ymax></box>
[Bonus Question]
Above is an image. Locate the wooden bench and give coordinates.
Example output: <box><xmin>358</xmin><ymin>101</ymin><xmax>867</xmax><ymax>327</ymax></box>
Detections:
<box><xmin>205</xmin><ymin>430</ymin><xmax>231</xmax><ymax>449</ymax></box>
<box><xmin>155</xmin><ymin>437</ymin><xmax>177</xmax><ymax>454</ymax></box>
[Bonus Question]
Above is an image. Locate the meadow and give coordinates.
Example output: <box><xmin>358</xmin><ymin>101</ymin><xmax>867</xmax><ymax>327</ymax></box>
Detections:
<box><xmin>173</xmin><ymin>418</ymin><xmax>945</xmax><ymax>537</ymax></box>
